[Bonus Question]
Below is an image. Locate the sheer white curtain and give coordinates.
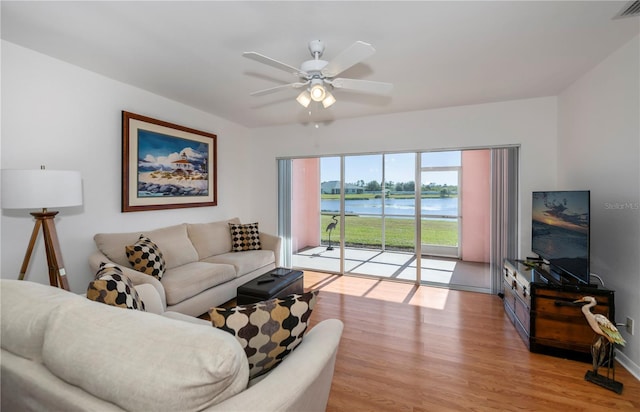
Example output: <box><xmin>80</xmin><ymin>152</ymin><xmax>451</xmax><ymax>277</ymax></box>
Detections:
<box><xmin>490</xmin><ymin>146</ymin><xmax>519</xmax><ymax>294</ymax></box>
<box><xmin>277</xmin><ymin>159</ymin><xmax>292</xmax><ymax>268</ymax></box>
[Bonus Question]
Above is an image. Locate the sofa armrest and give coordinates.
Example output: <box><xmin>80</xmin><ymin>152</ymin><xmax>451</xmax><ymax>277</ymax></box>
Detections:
<box><xmin>162</xmin><ymin>311</ymin><xmax>211</xmax><ymax>326</ymax></box>
<box><xmin>133</xmin><ymin>284</ymin><xmax>165</xmax><ymax>314</ymax></box>
<box><xmin>207</xmin><ymin>319</ymin><xmax>343</xmax><ymax>412</ymax></box>
<box><xmin>88</xmin><ymin>250</ymin><xmax>167</xmax><ymax>310</ymax></box>
<box><xmin>259</xmin><ymin>232</ymin><xmax>281</xmax><ymax>267</ymax></box>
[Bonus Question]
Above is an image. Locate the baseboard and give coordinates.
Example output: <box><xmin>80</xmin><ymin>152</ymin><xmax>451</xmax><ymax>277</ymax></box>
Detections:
<box><xmin>615</xmin><ymin>348</ymin><xmax>640</xmax><ymax>381</ymax></box>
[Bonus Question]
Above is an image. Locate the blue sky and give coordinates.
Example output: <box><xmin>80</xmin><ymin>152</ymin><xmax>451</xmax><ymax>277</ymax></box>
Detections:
<box><xmin>137</xmin><ymin>129</ymin><xmax>208</xmax><ymax>168</ymax></box>
<box><xmin>321</xmin><ymin>151</ymin><xmax>460</xmax><ymax>185</ymax></box>
<box><xmin>139</xmin><ymin>130</ymin><xmax>190</xmax><ymax>157</ymax></box>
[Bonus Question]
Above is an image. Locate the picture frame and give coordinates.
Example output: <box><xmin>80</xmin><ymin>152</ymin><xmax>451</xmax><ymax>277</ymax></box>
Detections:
<box><xmin>122</xmin><ymin>111</ymin><xmax>217</xmax><ymax>212</ymax></box>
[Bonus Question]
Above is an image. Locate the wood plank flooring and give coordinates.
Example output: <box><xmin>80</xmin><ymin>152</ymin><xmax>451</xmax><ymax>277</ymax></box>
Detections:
<box><xmin>303</xmin><ymin>271</ymin><xmax>640</xmax><ymax>411</ymax></box>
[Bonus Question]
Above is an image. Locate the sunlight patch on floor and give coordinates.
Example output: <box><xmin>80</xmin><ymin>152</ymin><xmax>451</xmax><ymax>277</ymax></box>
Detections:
<box><xmin>344</xmin><ymin>248</ymin><xmax>381</xmax><ymax>260</ymax></box>
<box><xmin>295</xmin><ymin>248</ymin><xmax>461</xmax><ymax>285</ymax></box>
<box><xmin>351</xmin><ymin>261</ymin><xmax>401</xmax><ymax>277</ymax></box>
<box><xmin>370</xmin><ymin>252</ymin><xmax>414</xmax><ymax>265</ymax></box>
<box><xmin>362</xmin><ymin>280</ymin><xmax>416</xmax><ymax>303</ymax></box>
<box><xmin>421</xmin><ymin>268</ymin><xmax>454</xmax><ymax>283</ymax></box>
<box><xmin>408</xmin><ymin>287</ymin><xmax>450</xmax><ymax>310</ymax></box>
<box><xmin>396</xmin><ymin>265</ymin><xmax>455</xmax><ymax>284</ymax></box>
<box><xmin>309</xmin><ymin>274</ymin><xmax>379</xmax><ymax>297</ymax></box>
<box><xmin>304</xmin><ymin>271</ymin><xmax>451</xmax><ymax>310</ymax></box>
<box><xmin>295</xmin><ymin>247</ymin><xmax>490</xmax><ymax>293</ymax></box>
<box><xmin>418</xmin><ymin>258</ymin><xmax>458</xmax><ymax>271</ymax></box>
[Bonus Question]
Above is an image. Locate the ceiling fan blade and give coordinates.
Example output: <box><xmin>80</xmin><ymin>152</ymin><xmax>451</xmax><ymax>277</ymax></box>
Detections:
<box><xmin>243</xmin><ymin>52</ymin><xmax>306</xmax><ymax>77</ymax></box>
<box><xmin>330</xmin><ymin>78</ymin><xmax>393</xmax><ymax>95</ymax></box>
<box><xmin>321</xmin><ymin>41</ymin><xmax>376</xmax><ymax>78</ymax></box>
<box><xmin>250</xmin><ymin>81</ymin><xmax>309</xmax><ymax>97</ymax></box>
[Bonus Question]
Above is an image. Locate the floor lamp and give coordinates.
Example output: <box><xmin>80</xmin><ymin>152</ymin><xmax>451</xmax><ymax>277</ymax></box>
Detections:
<box><xmin>1</xmin><ymin>167</ymin><xmax>83</xmax><ymax>290</ymax></box>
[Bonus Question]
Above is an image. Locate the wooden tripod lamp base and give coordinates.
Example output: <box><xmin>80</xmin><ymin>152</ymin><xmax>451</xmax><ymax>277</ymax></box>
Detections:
<box><xmin>2</xmin><ymin>168</ymin><xmax>82</xmax><ymax>290</ymax></box>
<box><xmin>19</xmin><ymin>211</ymin><xmax>70</xmax><ymax>291</ymax></box>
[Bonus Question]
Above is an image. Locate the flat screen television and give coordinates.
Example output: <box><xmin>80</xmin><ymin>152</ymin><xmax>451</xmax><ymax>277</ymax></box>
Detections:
<box><xmin>531</xmin><ymin>190</ymin><xmax>590</xmax><ymax>284</ymax></box>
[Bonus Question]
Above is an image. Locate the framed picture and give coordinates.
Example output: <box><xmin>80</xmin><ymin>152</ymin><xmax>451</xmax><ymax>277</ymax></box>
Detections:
<box><xmin>122</xmin><ymin>111</ymin><xmax>217</xmax><ymax>212</ymax></box>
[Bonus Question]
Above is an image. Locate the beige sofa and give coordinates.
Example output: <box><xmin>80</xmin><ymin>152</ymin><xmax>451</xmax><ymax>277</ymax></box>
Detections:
<box><xmin>89</xmin><ymin>218</ymin><xmax>281</xmax><ymax>317</ymax></box>
<box><xmin>0</xmin><ymin>279</ymin><xmax>344</xmax><ymax>412</ymax></box>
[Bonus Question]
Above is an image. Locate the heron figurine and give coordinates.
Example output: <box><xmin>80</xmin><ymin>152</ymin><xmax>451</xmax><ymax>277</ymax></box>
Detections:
<box><xmin>325</xmin><ymin>215</ymin><xmax>338</xmax><ymax>251</ymax></box>
<box><xmin>574</xmin><ymin>296</ymin><xmax>625</xmax><ymax>394</ymax></box>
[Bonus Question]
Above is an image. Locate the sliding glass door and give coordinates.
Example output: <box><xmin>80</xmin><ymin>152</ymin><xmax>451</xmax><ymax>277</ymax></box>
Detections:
<box><xmin>282</xmin><ymin>146</ymin><xmax>517</xmax><ymax>294</ymax></box>
<box><xmin>419</xmin><ymin>151</ymin><xmax>461</xmax><ymax>258</ymax></box>
<box><xmin>383</xmin><ymin>152</ymin><xmax>417</xmax><ymax>255</ymax></box>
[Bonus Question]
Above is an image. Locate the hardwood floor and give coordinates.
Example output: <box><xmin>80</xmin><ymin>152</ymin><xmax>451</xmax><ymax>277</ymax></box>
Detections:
<box><xmin>303</xmin><ymin>271</ymin><xmax>640</xmax><ymax>411</ymax></box>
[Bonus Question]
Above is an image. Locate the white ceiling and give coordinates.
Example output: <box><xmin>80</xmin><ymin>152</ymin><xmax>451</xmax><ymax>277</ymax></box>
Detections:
<box><xmin>1</xmin><ymin>1</ymin><xmax>638</xmax><ymax>128</ymax></box>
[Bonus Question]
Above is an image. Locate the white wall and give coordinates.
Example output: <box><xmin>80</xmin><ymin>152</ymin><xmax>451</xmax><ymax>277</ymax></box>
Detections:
<box><xmin>248</xmin><ymin>97</ymin><xmax>559</xmax><ymax>260</ymax></box>
<box><xmin>1</xmin><ymin>41</ymin><xmax>252</xmax><ymax>292</ymax></box>
<box><xmin>558</xmin><ymin>35</ymin><xmax>640</xmax><ymax>375</ymax></box>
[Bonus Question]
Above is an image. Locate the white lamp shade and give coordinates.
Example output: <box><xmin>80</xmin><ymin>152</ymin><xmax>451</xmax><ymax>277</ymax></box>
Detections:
<box><xmin>1</xmin><ymin>169</ymin><xmax>83</xmax><ymax>210</ymax></box>
<box><xmin>322</xmin><ymin>91</ymin><xmax>336</xmax><ymax>108</ymax></box>
<box><xmin>296</xmin><ymin>90</ymin><xmax>312</xmax><ymax>108</ymax></box>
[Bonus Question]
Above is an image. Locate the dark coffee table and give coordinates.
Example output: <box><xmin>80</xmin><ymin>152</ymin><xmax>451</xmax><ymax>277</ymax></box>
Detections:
<box><xmin>236</xmin><ymin>268</ymin><xmax>304</xmax><ymax>305</ymax></box>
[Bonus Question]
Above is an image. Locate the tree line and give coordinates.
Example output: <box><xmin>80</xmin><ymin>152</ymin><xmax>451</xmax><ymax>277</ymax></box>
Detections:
<box><xmin>351</xmin><ymin>180</ymin><xmax>458</xmax><ymax>194</ymax></box>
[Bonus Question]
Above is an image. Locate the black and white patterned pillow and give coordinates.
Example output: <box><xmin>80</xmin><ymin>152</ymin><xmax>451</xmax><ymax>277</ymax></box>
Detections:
<box><xmin>229</xmin><ymin>222</ymin><xmax>262</xmax><ymax>252</ymax></box>
<box><xmin>125</xmin><ymin>235</ymin><xmax>166</xmax><ymax>280</ymax></box>
<box><xmin>209</xmin><ymin>290</ymin><xmax>318</xmax><ymax>379</ymax></box>
<box><xmin>87</xmin><ymin>262</ymin><xmax>145</xmax><ymax>311</ymax></box>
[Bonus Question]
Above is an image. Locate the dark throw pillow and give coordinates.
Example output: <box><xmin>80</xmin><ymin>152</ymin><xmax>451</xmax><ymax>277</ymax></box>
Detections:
<box><xmin>209</xmin><ymin>290</ymin><xmax>319</xmax><ymax>378</ymax></box>
<box><xmin>229</xmin><ymin>222</ymin><xmax>262</xmax><ymax>252</ymax></box>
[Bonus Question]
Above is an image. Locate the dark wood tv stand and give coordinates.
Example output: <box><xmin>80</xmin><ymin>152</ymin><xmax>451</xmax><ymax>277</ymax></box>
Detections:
<box><xmin>502</xmin><ymin>259</ymin><xmax>615</xmax><ymax>362</ymax></box>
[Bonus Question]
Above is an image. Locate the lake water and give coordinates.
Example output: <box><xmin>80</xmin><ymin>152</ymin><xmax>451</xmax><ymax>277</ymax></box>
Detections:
<box><xmin>321</xmin><ymin>197</ymin><xmax>458</xmax><ymax>217</ymax></box>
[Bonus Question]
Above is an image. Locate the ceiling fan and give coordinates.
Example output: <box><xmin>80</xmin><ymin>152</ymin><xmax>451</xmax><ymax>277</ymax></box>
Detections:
<box><xmin>243</xmin><ymin>40</ymin><xmax>393</xmax><ymax>109</ymax></box>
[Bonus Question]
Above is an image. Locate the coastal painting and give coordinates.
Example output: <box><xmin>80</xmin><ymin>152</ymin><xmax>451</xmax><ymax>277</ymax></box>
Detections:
<box><xmin>122</xmin><ymin>111</ymin><xmax>217</xmax><ymax>212</ymax></box>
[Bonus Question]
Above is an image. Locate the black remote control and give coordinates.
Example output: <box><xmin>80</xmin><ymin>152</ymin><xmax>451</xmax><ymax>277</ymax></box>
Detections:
<box><xmin>257</xmin><ymin>278</ymin><xmax>275</xmax><ymax>284</ymax></box>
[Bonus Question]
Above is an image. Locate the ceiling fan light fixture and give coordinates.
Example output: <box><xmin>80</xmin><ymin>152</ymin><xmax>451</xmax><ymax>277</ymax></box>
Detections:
<box><xmin>245</xmin><ymin>40</ymin><xmax>392</xmax><ymax>113</ymax></box>
<box><xmin>296</xmin><ymin>90</ymin><xmax>311</xmax><ymax>107</ymax></box>
<box><xmin>309</xmin><ymin>79</ymin><xmax>326</xmax><ymax>102</ymax></box>
<box><xmin>322</xmin><ymin>91</ymin><xmax>336</xmax><ymax>108</ymax></box>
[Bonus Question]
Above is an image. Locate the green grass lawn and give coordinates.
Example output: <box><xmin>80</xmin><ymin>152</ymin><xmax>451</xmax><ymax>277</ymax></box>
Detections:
<box><xmin>320</xmin><ymin>215</ymin><xmax>458</xmax><ymax>250</ymax></box>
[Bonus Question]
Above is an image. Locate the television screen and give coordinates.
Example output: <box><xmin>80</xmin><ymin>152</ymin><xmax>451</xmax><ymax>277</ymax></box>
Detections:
<box><xmin>532</xmin><ymin>190</ymin><xmax>590</xmax><ymax>284</ymax></box>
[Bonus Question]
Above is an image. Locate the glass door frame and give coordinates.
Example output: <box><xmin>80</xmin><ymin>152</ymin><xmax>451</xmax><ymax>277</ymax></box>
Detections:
<box><xmin>419</xmin><ymin>165</ymin><xmax>461</xmax><ymax>258</ymax></box>
<box><xmin>282</xmin><ymin>145</ymin><xmax>515</xmax><ymax>293</ymax></box>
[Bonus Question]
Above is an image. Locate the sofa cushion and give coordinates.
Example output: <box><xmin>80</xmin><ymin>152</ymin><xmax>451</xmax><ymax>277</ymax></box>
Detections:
<box><xmin>0</xmin><ymin>280</ymin><xmax>78</xmax><ymax>362</ymax></box>
<box><xmin>42</xmin><ymin>298</ymin><xmax>249</xmax><ymax>412</ymax></box>
<box><xmin>145</xmin><ymin>224</ymin><xmax>199</xmax><ymax>269</ymax></box>
<box><xmin>125</xmin><ymin>235</ymin><xmax>167</xmax><ymax>280</ymax></box>
<box><xmin>87</xmin><ymin>263</ymin><xmax>145</xmax><ymax>311</ymax></box>
<box><xmin>229</xmin><ymin>223</ymin><xmax>262</xmax><ymax>252</ymax></box>
<box><xmin>203</xmin><ymin>250</ymin><xmax>275</xmax><ymax>277</ymax></box>
<box><xmin>209</xmin><ymin>290</ymin><xmax>319</xmax><ymax>379</ymax></box>
<box><xmin>187</xmin><ymin>217</ymin><xmax>240</xmax><ymax>260</ymax></box>
<box><xmin>95</xmin><ymin>224</ymin><xmax>198</xmax><ymax>271</ymax></box>
<box><xmin>94</xmin><ymin>231</ymin><xmax>141</xmax><ymax>267</ymax></box>
<box><xmin>161</xmin><ymin>262</ymin><xmax>236</xmax><ymax>306</ymax></box>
